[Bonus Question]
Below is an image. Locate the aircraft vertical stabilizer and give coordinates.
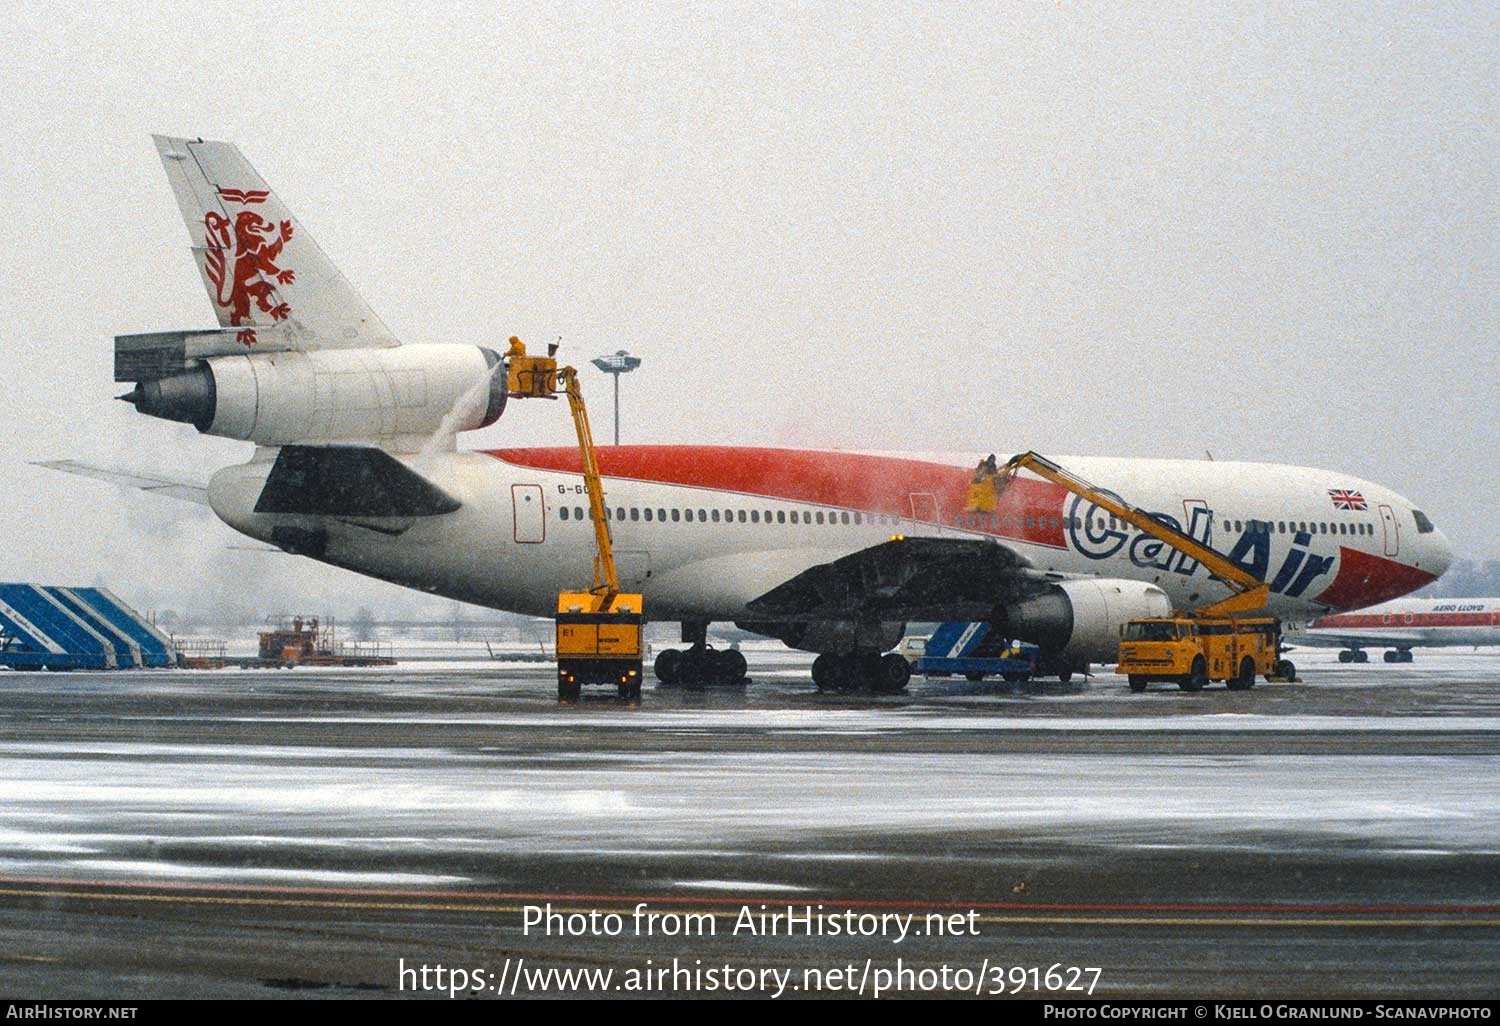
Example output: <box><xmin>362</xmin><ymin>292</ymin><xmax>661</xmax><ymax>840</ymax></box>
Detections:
<box><xmin>152</xmin><ymin>135</ymin><xmax>399</xmax><ymax>351</ymax></box>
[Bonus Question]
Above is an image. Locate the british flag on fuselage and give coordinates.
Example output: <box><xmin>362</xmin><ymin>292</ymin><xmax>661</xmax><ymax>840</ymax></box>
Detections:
<box><xmin>1329</xmin><ymin>489</ymin><xmax>1369</xmax><ymax>511</ymax></box>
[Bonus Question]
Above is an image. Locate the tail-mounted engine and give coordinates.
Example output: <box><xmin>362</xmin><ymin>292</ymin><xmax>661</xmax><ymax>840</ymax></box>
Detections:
<box><xmin>116</xmin><ymin>331</ymin><xmax>505</xmax><ymax>449</ymax></box>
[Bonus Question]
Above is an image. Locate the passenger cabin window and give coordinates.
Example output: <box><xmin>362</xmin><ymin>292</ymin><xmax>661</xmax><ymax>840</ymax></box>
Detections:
<box><xmin>643</xmin><ymin>508</ymin><xmax>653</xmax><ymax>522</ymax></box>
<box><xmin>777</xmin><ymin>511</ymin><xmax>786</xmax><ymax>524</ymax></box>
<box><xmin>575</xmin><ymin>507</ymin><xmax>583</xmax><ymax>520</ymax></box>
<box><xmin>658</xmin><ymin>508</ymin><xmax>667</xmax><ymax>521</ymax></box>
<box><xmin>711</xmin><ymin>510</ymin><xmax>720</xmax><ymax>522</ymax></box>
<box><xmin>630</xmin><ymin>508</ymin><xmax>639</xmax><ymax>522</ymax></box>
<box><xmin>671</xmin><ymin>509</ymin><xmax>680</xmax><ymax>522</ymax></box>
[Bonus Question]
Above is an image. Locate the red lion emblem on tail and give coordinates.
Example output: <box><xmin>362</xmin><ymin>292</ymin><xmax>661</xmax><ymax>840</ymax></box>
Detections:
<box><xmin>204</xmin><ymin>199</ymin><xmax>295</xmax><ymax>346</ymax></box>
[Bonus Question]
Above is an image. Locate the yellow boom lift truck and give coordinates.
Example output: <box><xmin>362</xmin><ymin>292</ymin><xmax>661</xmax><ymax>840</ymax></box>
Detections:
<box><xmin>504</xmin><ymin>338</ymin><xmax>644</xmax><ymax>704</ymax></box>
<box><xmin>991</xmin><ymin>452</ymin><xmax>1296</xmax><ymax>693</ymax></box>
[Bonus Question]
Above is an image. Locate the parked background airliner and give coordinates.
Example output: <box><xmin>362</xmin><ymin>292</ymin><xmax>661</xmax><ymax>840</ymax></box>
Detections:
<box><xmin>50</xmin><ymin>137</ymin><xmax>1456</xmax><ymax>688</ymax></box>
<box><xmin>1289</xmin><ymin>598</ymin><xmax>1500</xmax><ymax>663</ymax></box>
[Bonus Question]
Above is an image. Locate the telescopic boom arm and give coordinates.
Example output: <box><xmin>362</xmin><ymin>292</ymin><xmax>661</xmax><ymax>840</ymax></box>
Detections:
<box><xmin>993</xmin><ymin>451</ymin><xmax>1270</xmax><ymax>617</ymax></box>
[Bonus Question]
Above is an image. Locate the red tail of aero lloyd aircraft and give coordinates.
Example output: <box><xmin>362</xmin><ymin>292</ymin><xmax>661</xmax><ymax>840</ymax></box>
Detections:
<box><xmin>46</xmin><ymin>137</ymin><xmax>1455</xmax><ymax>688</ymax></box>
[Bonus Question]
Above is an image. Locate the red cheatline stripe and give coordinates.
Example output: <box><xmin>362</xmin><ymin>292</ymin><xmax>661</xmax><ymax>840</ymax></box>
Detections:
<box><xmin>484</xmin><ymin>445</ymin><xmax>1072</xmax><ymax>549</ymax></box>
<box><xmin>0</xmin><ymin>875</ymin><xmax>1493</xmax><ymax>916</ymax></box>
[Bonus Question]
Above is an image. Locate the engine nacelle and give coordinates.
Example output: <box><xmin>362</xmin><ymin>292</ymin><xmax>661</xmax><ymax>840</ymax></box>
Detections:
<box><xmin>995</xmin><ymin>579</ymin><xmax>1172</xmax><ymax>662</ymax></box>
<box><xmin>121</xmin><ymin>344</ymin><xmax>506</xmax><ymax>449</ymax></box>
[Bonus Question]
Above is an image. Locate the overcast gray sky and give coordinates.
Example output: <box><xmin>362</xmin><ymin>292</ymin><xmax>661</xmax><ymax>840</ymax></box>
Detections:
<box><xmin>1</xmin><ymin>2</ymin><xmax>1495</xmax><ymax>619</ymax></box>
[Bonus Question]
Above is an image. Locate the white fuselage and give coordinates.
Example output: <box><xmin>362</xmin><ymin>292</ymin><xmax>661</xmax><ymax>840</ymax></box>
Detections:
<box><xmin>207</xmin><ymin>445</ymin><xmax>1452</xmax><ymax>629</ymax></box>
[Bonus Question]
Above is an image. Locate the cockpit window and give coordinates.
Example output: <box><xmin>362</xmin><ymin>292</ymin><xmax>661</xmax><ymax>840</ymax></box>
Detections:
<box><xmin>1412</xmin><ymin>509</ymin><xmax>1435</xmax><ymax>534</ymax></box>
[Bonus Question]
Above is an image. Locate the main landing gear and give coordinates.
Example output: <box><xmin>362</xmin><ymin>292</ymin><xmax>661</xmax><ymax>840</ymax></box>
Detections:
<box><xmin>1383</xmin><ymin>649</ymin><xmax>1414</xmax><ymax>664</ymax></box>
<box><xmin>810</xmin><ymin>652</ymin><xmax>911</xmax><ymax>694</ymax></box>
<box><xmin>653</xmin><ymin>645</ymin><xmax>747</xmax><ymax>687</ymax></box>
<box><xmin>652</xmin><ymin>621</ymin><xmax>749</xmax><ymax>688</ymax></box>
<box><xmin>1337</xmin><ymin>649</ymin><xmax>1371</xmax><ymax>663</ymax></box>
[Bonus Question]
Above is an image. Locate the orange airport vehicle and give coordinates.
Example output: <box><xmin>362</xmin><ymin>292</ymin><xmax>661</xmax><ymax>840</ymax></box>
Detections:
<box><xmin>505</xmin><ymin>338</ymin><xmax>644</xmax><ymax>703</ymax></box>
<box><xmin>992</xmin><ymin>452</ymin><xmax>1295</xmax><ymax>692</ymax></box>
<box><xmin>246</xmin><ymin>616</ymin><xmax>395</xmax><ymax>668</ymax></box>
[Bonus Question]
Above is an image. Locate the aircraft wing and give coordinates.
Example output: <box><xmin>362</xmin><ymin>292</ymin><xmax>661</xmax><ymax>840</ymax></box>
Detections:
<box><xmin>31</xmin><ymin>460</ymin><xmax>209</xmax><ymax>505</ymax></box>
<box><xmin>744</xmin><ymin>536</ymin><xmax>1041</xmax><ymax>623</ymax></box>
<box><xmin>1289</xmin><ymin>629</ymin><xmax>1428</xmax><ymax>649</ymax></box>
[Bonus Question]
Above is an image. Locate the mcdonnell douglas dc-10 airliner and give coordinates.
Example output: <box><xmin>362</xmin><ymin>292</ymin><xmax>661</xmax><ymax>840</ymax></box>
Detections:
<box><xmin>47</xmin><ymin>137</ymin><xmax>1454</xmax><ymax>689</ymax></box>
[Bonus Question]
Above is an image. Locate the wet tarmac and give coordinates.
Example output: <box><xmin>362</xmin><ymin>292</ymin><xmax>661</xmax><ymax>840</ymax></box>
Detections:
<box><xmin>1</xmin><ymin>646</ymin><xmax>1497</xmax><ymax>999</ymax></box>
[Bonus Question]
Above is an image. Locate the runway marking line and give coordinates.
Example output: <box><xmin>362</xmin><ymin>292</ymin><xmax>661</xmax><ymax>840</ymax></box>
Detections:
<box><xmin>0</xmin><ymin>876</ymin><xmax>1497</xmax><ymax>927</ymax></box>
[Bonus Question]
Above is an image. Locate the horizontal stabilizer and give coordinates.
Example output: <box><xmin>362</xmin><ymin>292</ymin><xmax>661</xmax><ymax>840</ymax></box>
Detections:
<box><xmin>254</xmin><ymin>445</ymin><xmax>461</xmax><ymax>517</ymax></box>
<box><xmin>31</xmin><ymin>460</ymin><xmax>209</xmax><ymax>505</ymax></box>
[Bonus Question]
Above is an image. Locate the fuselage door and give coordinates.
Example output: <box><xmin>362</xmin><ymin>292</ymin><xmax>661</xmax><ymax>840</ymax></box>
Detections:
<box><xmin>1378</xmin><ymin>503</ymin><xmax>1399</xmax><ymax>557</ymax></box>
<box><xmin>512</xmin><ymin>484</ymin><xmax>546</xmax><ymax>544</ymax></box>
<box><xmin>615</xmin><ymin>549</ymin><xmax>650</xmax><ymax>591</ymax></box>
<box><xmin>909</xmin><ymin>492</ymin><xmax>940</xmax><ymax>532</ymax></box>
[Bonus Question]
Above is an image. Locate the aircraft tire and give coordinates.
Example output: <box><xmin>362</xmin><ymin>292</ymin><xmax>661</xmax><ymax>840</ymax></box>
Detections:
<box><xmin>1338</xmin><ymin>650</ymin><xmax>1353</xmax><ymax>663</ymax></box>
<box><xmin>654</xmin><ymin>648</ymin><xmax>682</xmax><ymax>686</ymax></box>
<box><xmin>722</xmin><ymin>648</ymin><xmax>748</xmax><ymax>685</ymax></box>
<box><xmin>1274</xmin><ymin>658</ymin><xmax>1297</xmax><ymax>680</ymax></box>
<box><xmin>877</xmin><ymin>653</ymin><xmax>911</xmax><ymax>693</ymax></box>
<box><xmin>1384</xmin><ymin>650</ymin><xmax>1400</xmax><ymax>663</ymax></box>
<box><xmin>1354</xmin><ymin>650</ymin><xmax>1369</xmax><ymax>663</ymax></box>
<box><xmin>811</xmin><ymin>654</ymin><xmax>832</xmax><ymax>691</ymax></box>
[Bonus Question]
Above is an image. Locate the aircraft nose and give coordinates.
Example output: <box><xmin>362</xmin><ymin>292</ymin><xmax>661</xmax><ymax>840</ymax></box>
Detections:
<box><xmin>1427</xmin><ymin>524</ymin><xmax>1455</xmax><ymax>580</ymax></box>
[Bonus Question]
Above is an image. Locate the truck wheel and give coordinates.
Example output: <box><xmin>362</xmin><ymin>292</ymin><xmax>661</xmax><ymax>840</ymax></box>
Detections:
<box><xmin>558</xmin><ymin>678</ymin><xmax>581</xmax><ymax>704</ymax></box>
<box><xmin>965</xmin><ymin>671</ymin><xmax>985</xmax><ymax>682</ymax></box>
<box><xmin>1274</xmin><ymin>658</ymin><xmax>1296</xmax><ymax>680</ymax></box>
<box><xmin>1227</xmin><ymin>657</ymin><xmax>1256</xmax><ymax>691</ymax></box>
<box><xmin>1128</xmin><ymin>675</ymin><xmax>1148</xmax><ymax>693</ymax></box>
<box><xmin>1179</xmin><ymin>656</ymin><xmax>1207</xmax><ymax>692</ymax></box>
<box><xmin>617</xmin><ymin>680</ymin><xmax>641</xmax><ymax>702</ymax></box>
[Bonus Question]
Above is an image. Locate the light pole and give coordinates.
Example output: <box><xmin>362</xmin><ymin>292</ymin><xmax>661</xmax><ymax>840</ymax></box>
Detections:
<box><xmin>590</xmin><ymin>350</ymin><xmax>642</xmax><ymax>445</ymax></box>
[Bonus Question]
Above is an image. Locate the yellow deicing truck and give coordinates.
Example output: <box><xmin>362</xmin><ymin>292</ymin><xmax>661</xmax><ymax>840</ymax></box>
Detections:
<box><xmin>992</xmin><ymin>452</ymin><xmax>1296</xmax><ymax>693</ymax></box>
<box><xmin>506</xmin><ymin>337</ymin><xmax>644</xmax><ymax>703</ymax></box>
